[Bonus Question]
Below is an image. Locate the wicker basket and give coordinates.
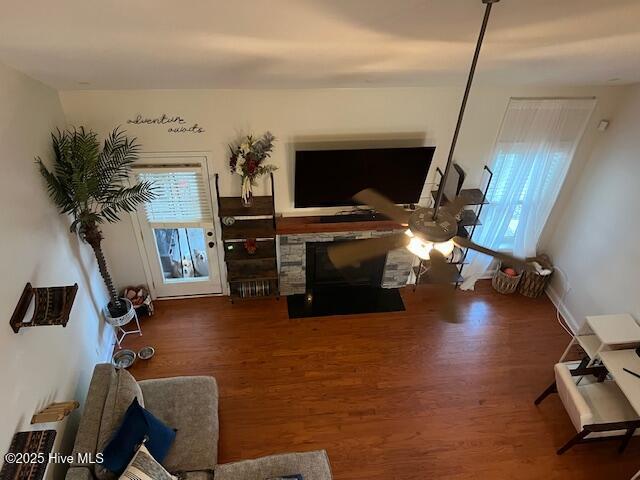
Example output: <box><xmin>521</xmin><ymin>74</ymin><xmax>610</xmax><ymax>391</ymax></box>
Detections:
<box><xmin>518</xmin><ymin>254</ymin><xmax>554</xmax><ymax>298</ymax></box>
<box><xmin>492</xmin><ymin>262</ymin><xmax>522</xmax><ymax>294</ymax></box>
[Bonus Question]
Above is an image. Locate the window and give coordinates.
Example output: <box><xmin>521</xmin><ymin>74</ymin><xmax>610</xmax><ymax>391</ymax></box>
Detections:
<box><xmin>460</xmin><ymin>98</ymin><xmax>596</xmax><ymax>290</ymax></box>
<box><xmin>489</xmin><ymin>147</ymin><xmax>572</xmax><ymax>250</ymax></box>
<box><xmin>136</xmin><ymin>167</ymin><xmax>212</xmax><ymax>225</ymax></box>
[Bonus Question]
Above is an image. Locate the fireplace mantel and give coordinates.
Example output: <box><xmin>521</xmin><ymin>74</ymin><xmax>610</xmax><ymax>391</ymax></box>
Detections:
<box><xmin>276</xmin><ymin>215</ymin><xmax>404</xmax><ymax>235</ymax></box>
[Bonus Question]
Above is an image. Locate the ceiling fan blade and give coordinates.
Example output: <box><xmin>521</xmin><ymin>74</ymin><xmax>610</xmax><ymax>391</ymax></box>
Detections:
<box><xmin>428</xmin><ymin>250</ymin><xmax>460</xmax><ymax>323</ymax></box>
<box><xmin>353</xmin><ymin>188</ymin><xmax>411</xmax><ymax>224</ymax></box>
<box><xmin>452</xmin><ymin>236</ymin><xmax>531</xmax><ymax>271</ymax></box>
<box><xmin>427</xmin><ymin>250</ymin><xmax>455</xmax><ymax>283</ymax></box>
<box><xmin>327</xmin><ymin>233</ymin><xmax>410</xmax><ymax>269</ymax></box>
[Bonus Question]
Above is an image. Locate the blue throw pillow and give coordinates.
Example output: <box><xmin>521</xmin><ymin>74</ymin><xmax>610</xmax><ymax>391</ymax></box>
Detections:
<box><xmin>101</xmin><ymin>397</ymin><xmax>176</xmax><ymax>474</ymax></box>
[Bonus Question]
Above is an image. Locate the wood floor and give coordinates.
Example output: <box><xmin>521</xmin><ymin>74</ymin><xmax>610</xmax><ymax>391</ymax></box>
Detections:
<box><xmin>123</xmin><ymin>282</ymin><xmax>640</xmax><ymax>479</ymax></box>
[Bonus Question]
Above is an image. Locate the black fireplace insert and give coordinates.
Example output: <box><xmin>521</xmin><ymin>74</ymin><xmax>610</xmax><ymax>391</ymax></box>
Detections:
<box><xmin>305</xmin><ymin>240</ymin><xmax>386</xmax><ymax>290</ymax></box>
<box><xmin>286</xmin><ymin>239</ymin><xmax>405</xmax><ymax>319</ymax></box>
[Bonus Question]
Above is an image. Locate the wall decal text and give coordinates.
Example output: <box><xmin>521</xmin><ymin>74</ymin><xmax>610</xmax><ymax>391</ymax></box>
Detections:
<box><xmin>126</xmin><ymin>114</ymin><xmax>205</xmax><ymax>134</ymax></box>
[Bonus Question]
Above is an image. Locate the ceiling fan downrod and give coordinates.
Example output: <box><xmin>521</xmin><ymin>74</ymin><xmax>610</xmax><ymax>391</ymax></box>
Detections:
<box><xmin>432</xmin><ymin>0</ymin><xmax>500</xmax><ymax>220</ymax></box>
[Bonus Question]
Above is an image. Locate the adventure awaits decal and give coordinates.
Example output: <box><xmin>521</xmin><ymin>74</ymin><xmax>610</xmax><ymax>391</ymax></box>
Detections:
<box><xmin>126</xmin><ymin>114</ymin><xmax>205</xmax><ymax>134</ymax></box>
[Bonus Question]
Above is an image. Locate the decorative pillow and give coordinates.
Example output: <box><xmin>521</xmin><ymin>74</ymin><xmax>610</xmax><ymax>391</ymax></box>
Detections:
<box><xmin>98</xmin><ymin>368</ymin><xmax>145</xmax><ymax>453</ymax></box>
<box><xmin>96</xmin><ymin>369</ymin><xmax>145</xmax><ymax>479</ymax></box>
<box><xmin>101</xmin><ymin>398</ymin><xmax>177</xmax><ymax>475</ymax></box>
<box><xmin>119</xmin><ymin>444</ymin><xmax>176</xmax><ymax>480</ymax></box>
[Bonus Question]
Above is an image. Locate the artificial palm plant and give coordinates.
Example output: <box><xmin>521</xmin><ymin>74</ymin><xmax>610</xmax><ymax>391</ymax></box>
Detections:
<box><xmin>37</xmin><ymin>127</ymin><xmax>155</xmax><ymax>316</ymax></box>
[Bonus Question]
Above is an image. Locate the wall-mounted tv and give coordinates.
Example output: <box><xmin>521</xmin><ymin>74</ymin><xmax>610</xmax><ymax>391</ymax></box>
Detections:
<box><xmin>294</xmin><ymin>146</ymin><xmax>435</xmax><ymax>208</ymax></box>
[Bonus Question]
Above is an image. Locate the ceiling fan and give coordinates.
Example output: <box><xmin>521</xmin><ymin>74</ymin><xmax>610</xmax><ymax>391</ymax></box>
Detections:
<box><xmin>327</xmin><ymin>0</ymin><xmax>530</xmax><ymax>322</ymax></box>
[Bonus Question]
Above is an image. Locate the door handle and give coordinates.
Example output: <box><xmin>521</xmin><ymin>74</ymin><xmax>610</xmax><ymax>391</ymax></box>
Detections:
<box><xmin>208</xmin><ymin>241</ymin><xmax>215</xmax><ymax>248</ymax></box>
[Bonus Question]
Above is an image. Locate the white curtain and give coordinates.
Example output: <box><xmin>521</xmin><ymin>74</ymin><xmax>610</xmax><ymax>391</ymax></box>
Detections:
<box><xmin>460</xmin><ymin>98</ymin><xmax>596</xmax><ymax>290</ymax></box>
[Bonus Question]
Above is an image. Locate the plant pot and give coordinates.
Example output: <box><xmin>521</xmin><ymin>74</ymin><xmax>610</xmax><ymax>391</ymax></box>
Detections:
<box><xmin>104</xmin><ymin>298</ymin><xmax>136</xmax><ymax>327</ymax></box>
<box><xmin>107</xmin><ymin>298</ymin><xmax>130</xmax><ymax>318</ymax></box>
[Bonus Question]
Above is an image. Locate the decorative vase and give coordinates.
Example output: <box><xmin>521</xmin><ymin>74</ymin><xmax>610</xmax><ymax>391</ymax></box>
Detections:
<box><xmin>241</xmin><ymin>176</ymin><xmax>253</xmax><ymax>207</ymax></box>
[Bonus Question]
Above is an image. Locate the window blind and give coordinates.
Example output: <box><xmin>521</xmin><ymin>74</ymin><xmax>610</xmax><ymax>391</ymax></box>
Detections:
<box><xmin>136</xmin><ymin>167</ymin><xmax>212</xmax><ymax>224</ymax></box>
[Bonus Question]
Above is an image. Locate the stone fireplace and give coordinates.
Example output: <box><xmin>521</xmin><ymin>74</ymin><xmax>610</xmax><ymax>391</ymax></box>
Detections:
<box><xmin>278</xmin><ymin>229</ymin><xmax>414</xmax><ymax>296</ymax></box>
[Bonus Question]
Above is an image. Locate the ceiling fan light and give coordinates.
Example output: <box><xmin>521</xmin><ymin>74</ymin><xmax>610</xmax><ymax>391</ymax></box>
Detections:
<box><xmin>433</xmin><ymin>239</ymin><xmax>455</xmax><ymax>257</ymax></box>
<box><xmin>406</xmin><ymin>237</ymin><xmax>433</xmax><ymax>260</ymax></box>
<box><xmin>405</xmin><ymin>235</ymin><xmax>455</xmax><ymax>260</ymax></box>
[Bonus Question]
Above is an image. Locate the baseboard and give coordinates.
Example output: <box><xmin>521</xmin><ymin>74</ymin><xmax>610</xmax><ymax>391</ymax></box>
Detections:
<box><xmin>545</xmin><ymin>284</ymin><xmax>579</xmax><ymax>334</ymax></box>
<box><xmin>99</xmin><ymin>326</ymin><xmax>116</xmax><ymax>363</ymax></box>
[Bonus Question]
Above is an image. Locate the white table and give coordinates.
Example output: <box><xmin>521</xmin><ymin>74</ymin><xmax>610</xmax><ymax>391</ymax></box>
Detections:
<box><xmin>586</xmin><ymin>314</ymin><xmax>640</xmax><ymax>348</ymax></box>
<box><xmin>600</xmin><ymin>349</ymin><xmax>640</xmax><ymax>415</ymax></box>
<box><xmin>597</xmin><ymin>350</ymin><xmax>640</xmax><ymax>468</ymax></box>
<box><xmin>560</xmin><ymin>313</ymin><xmax>640</xmax><ymax>363</ymax></box>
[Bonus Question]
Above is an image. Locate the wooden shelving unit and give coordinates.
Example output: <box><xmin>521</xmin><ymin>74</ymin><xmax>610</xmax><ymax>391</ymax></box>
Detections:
<box><xmin>218</xmin><ymin>196</ymin><xmax>275</xmax><ymax>216</ymax></box>
<box><xmin>457</xmin><ymin>209</ymin><xmax>482</xmax><ymax>228</ymax></box>
<box><xmin>222</xmin><ymin>219</ymin><xmax>276</xmax><ymax>240</ymax></box>
<box><xmin>215</xmin><ymin>173</ymin><xmax>279</xmax><ymax>302</ymax></box>
<box><xmin>414</xmin><ymin>165</ymin><xmax>493</xmax><ymax>288</ymax></box>
<box><xmin>430</xmin><ymin>187</ymin><xmax>489</xmax><ymax>207</ymax></box>
<box><xmin>227</xmin><ymin>265</ymin><xmax>278</xmax><ymax>283</ymax></box>
<box><xmin>224</xmin><ymin>239</ymin><xmax>276</xmax><ymax>261</ymax></box>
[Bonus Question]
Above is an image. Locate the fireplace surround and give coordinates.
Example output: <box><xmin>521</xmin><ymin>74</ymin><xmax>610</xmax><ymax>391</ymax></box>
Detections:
<box><xmin>278</xmin><ymin>229</ymin><xmax>414</xmax><ymax>296</ymax></box>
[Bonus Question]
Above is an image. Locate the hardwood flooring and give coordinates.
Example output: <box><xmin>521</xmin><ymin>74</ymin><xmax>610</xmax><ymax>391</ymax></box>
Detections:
<box><xmin>123</xmin><ymin>282</ymin><xmax>640</xmax><ymax>479</ymax></box>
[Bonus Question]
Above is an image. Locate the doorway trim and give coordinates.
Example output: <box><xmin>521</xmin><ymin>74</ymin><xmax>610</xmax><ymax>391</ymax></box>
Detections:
<box><xmin>128</xmin><ymin>151</ymin><xmax>227</xmax><ymax>299</ymax></box>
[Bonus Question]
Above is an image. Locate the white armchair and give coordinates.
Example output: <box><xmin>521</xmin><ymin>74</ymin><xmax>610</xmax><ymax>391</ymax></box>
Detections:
<box><xmin>535</xmin><ymin>362</ymin><xmax>640</xmax><ymax>454</ymax></box>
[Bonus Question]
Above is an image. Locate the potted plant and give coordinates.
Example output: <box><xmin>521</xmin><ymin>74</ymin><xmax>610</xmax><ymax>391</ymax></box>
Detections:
<box><xmin>228</xmin><ymin>132</ymin><xmax>277</xmax><ymax>207</ymax></box>
<box><xmin>37</xmin><ymin>127</ymin><xmax>156</xmax><ymax>318</ymax></box>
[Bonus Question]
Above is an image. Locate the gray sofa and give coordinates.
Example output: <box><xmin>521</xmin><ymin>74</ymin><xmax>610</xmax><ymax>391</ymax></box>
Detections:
<box><xmin>66</xmin><ymin>364</ymin><xmax>332</xmax><ymax>480</ymax></box>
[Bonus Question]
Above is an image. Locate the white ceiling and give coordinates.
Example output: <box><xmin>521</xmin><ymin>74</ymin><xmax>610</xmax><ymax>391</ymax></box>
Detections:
<box><xmin>0</xmin><ymin>0</ymin><xmax>638</xmax><ymax>90</ymax></box>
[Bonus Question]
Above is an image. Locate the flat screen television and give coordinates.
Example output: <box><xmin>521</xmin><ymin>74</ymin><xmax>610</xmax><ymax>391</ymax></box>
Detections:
<box><xmin>294</xmin><ymin>146</ymin><xmax>435</xmax><ymax>208</ymax></box>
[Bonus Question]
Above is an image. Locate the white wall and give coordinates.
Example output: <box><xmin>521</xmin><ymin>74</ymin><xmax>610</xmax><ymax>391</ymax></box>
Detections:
<box><xmin>0</xmin><ymin>62</ymin><xmax>112</xmax><ymax>477</ymax></box>
<box><xmin>59</xmin><ymin>85</ymin><xmax>626</xmax><ymax>291</ymax></box>
<box><xmin>544</xmin><ymin>84</ymin><xmax>640</xmax><ymax>331</ymax></box>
